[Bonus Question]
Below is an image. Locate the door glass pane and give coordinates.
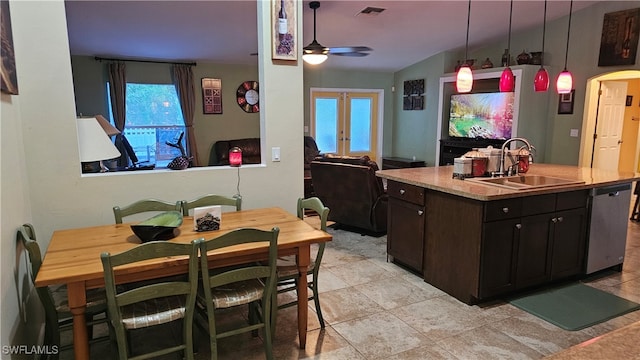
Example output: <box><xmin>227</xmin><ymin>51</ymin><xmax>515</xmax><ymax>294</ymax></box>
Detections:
<box><xmin>349</xmin><ymin>98</ymin><xmax>371</xmax><ymax>152</ymax></box>
<box><xmin>315</xmin><ymin>98</ymin><xmax>338</xmax><ymax>153</ymax></box>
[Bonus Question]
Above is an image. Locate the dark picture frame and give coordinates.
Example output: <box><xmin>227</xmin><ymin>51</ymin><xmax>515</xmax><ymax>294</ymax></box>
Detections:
<box><xmin>1</xmin><ymin>0</ymin><xmax>19</xmax><ymax>95</ymax></box>
<box><xmin>627</xmin><ymin>95</ymin><xmax>633</xmax><ymax>107</ymax></box>
<box><xmin>558</xmin><ymin>90</ymin><xmax>575</xmax><ymax>115</ymax></box>
<box><xmin>403</xmin><ymin>79</ymin><xmax>425</xmax><ymax>110</ymax></box>
<box><xmin>598</xmin><ymin>8</ymin><xmax>640</xmax><ymax>66</ymax></box>
<box><xmin>271</xmin><ymin>0</ymin><xmax>297</xmax><ymax>61</ymax></box>
<box><xmin>201</xmin><ymin>78</ymin><xmax>222</xmax><ymax>114</ymax></box>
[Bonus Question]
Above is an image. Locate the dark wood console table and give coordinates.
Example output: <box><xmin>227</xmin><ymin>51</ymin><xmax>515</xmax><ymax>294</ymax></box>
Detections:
<box><xmin>382</xmin><ymin>157</ymin><xmax>426</xmax><ymax>170</ymax></box>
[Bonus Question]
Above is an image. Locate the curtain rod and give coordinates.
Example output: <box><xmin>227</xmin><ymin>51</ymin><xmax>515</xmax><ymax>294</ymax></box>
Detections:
<box><xmin>94</xmin><ymin>56</ymin><xmax>196</xmax><ymax>66</ymax></box>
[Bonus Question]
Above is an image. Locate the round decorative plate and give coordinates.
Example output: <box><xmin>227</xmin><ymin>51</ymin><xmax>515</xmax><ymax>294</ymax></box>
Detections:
<box><xmin>236</xmin><ymin>81</ymin><xmax>259</xmax><ymax>113</ymax></box>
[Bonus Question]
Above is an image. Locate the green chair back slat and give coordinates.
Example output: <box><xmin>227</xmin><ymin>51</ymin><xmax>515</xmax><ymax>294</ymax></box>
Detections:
<box><xmin>181</xmin><ymin>194</ymin><xmax>241</xmax><ymax>216</ymax></box>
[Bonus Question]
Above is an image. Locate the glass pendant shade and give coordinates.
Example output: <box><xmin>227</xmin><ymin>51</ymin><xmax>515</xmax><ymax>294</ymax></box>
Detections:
<box><xmin>534</xmin><ymin>67</ymin><xmax>550</xmax><ymax>92</ymax></box>
<box><xmin>302</xmin><ymin>53</ymin><xmax>328</xmax><ymax>65</ymax></box>
<box><xmin>556</xmin><ymin>70</ymin><xmax>573</xmax><ymax>94</ymax></box>
<box><xmin>499</xmin><ymin>67</ymin><xmax>515</xmax><ymax>92</ymax></box>
<box><xmin>229</xmin><ymin>147</ymin><xmax>243</xmax><ymax>167</ymax></box>
<box><xmin>456</xmin><ymin>65</ymin><xmax>473</xmax><ymax>93</ymax></box>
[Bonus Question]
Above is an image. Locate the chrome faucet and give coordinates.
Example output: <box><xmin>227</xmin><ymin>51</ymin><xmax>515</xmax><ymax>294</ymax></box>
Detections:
<box><xmin>500</xmin><ymin>137</ymin><xmax>534</xmax><ymax>176</ymax></box>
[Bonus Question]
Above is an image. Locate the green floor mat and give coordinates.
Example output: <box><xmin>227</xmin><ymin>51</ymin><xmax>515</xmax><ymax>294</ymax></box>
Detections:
<box><xmin>508</xmin><ymin>282</ymin><xmax>640</xmax><ymax>331</ymax></box>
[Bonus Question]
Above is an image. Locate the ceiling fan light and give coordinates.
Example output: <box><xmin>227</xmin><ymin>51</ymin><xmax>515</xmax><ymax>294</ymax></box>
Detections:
<box><xmin>456</xmin><ymin>65</ymin><xmax>473</xmax><ymax>93</ymax></box>
<box><xmin>534</xmin><ymin>67</ymin><xmax>549</xmax><ymax>92</ymax></box>
<box><xmin>499</xmin><ymin>67</ymin><xmax>515</xmax><ymax>92</ymax></box>
<box><xmin>556</xmin><ymin>70</ymin><xmax>573</xmax><ymax>94</ymax></box>
<box><xmin>303</xmin><ymin>53</ymin><xmax>328</xmax><ymax>65</ymax></box>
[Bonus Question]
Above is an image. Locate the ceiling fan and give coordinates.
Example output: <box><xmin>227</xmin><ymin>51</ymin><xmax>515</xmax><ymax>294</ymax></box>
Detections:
<box><xmin>303</xmin><ymin>1</ymin><xmax>372</xmax><ymax>64</ymax></box>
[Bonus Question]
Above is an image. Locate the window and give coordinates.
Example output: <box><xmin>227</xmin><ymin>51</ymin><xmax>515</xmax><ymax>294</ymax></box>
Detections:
<box><xmin>107</xmin><ymin>83</ymin><xmax>186</xmax><ymax>167</ymax></box>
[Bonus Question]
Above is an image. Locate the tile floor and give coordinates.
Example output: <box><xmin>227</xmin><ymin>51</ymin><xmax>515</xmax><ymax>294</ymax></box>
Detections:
<box><xmin>71</xmin><ymin>207</ymin><xmax>640</xmax><ymax>360</ymax></box>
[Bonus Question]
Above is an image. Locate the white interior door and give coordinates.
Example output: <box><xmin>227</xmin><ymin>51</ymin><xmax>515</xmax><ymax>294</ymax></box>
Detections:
<box><xmin>592</xmin><ymin>81</ymin><xmax>628</xmax><ymax>171</ymax></box>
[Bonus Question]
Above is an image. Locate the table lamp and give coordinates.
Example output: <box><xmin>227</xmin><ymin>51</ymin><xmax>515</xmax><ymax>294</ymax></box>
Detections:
<box><xmin>77</xmin><ymin>117</ymin><xmax>121</xmax><ymax>173</ymax></box>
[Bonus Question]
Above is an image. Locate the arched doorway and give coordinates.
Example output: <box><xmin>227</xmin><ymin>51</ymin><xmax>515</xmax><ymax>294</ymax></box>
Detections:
<box><xmin>579</xmin><ymin>70</ymin><xmax>640</xmax><ymax>172</ymax></box>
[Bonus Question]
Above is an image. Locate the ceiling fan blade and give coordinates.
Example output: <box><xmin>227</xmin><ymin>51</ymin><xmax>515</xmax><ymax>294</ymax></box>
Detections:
<box><xmin>328</xmin><ymin>46</ymin><xmax>372</xmax><ymax>54</ymax></box>
<box><xmin>331</xmin><ymin>52</ymin><xmax>370</xmax><ymax>57</ymax></box>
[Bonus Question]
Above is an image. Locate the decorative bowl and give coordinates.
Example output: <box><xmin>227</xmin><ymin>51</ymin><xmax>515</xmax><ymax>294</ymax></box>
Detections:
<box><xmin>130</xmin><ymin>211</ymin><xmax>183</xmax><ymax>243</ymax></box>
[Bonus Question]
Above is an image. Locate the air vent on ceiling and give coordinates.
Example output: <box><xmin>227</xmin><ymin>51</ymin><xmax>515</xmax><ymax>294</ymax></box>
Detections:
<box><xmin>357</xmin><ymin>6</ymin><xmax>386</xmax><ymax>16</ymax></box>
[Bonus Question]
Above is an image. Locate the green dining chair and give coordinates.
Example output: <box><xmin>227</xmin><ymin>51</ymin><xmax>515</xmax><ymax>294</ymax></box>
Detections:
<box><xmin>18</xmin><ymin>224</ymin><xmax>109</xmax><ymax>360</ymax></box>
<box><xmin>112</xmin><ymin>198</ymin><xmax>182</xmax><ymax>224</ymax></box>
<box><xmin>197</xmin><ymin>227</ymin><xmax>279</xmax><ymax>360</ymax></box>
<box><xmin>100</xmin><ymin>239</ymin><xmax>202</xmax><ymax>360</ymax></box>
<box><xmin>180</xmin><ymin>194</ymin><xmax>242</xmax><ymax>216</ymax></box>
<box><xmin>276</xmin><ymin>197</ymin><xmax>329</xmax><ymax>328</ymax></box>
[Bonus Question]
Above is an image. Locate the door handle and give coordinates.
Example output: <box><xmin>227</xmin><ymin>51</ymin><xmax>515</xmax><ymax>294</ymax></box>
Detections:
<box><xmin>618</xmin><ymin>140</ymin><xmax>623</xmax><ymax>145</ymax></box>
<box><xmin>417</xmin><ymin>210</ymin><xmax>424</xmax><ymax>216</ymax></box>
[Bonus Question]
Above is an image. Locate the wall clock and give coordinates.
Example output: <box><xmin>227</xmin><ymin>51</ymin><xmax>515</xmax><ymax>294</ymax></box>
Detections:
<box><xmin>236</xmin><ymin>81</ymin><xmax>259</xmax><ymax>113</ymax></box>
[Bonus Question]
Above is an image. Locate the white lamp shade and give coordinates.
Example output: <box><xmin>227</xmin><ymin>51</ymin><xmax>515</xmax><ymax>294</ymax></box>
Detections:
<box><xmin>77</xmin><ymin>117</ymin><xmax>121</xmax><ymax>162</ymax></box>
<box><xmin>456</xmin><ymin>66</ymin><xmax>473</xmax><ymax>93</ymax></box>
<box><xmin>302</xmin><ymin>53</ymin><xmax>328</xmax><ymax>65</ymax></box>
<box><xmin>556</xmin><ymin>70</ymin><xmax>573</xmax><ymax>94</ymax></box>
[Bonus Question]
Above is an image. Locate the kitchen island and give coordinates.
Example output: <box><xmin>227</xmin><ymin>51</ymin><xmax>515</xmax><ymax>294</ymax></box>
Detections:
<box><xmin>376</xmin><ymin>164</ymin><xmax>639</xmax><ymax>304</ymax></box>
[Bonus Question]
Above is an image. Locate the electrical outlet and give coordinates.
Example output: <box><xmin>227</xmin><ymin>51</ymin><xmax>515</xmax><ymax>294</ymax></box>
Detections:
<box><xmin>272</xmin><ymin>147</ymin><xmax>281</xmax><ymax>162</ymax></box>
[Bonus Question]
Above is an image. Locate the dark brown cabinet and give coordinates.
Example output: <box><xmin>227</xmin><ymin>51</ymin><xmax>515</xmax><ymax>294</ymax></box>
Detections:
<box><xmin>387</xmin><ymin>181</ymin><xmax>426</xmax><ymax>273</ymax></box>
<box><xmin>479</xmin><ymin>191</ymin><xmax>588</xmax><ymax>299</ymax></box>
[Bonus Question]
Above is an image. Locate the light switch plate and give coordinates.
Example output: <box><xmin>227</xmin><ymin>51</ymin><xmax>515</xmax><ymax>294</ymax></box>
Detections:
<box><xmin>272</xmin><ymin>147</ymin><xmax>281</xmax><ymax>162</ymax></box>
<box><xmin>570</xmin><ymin>129</ymin><xmax>579</xmax><ymax>137</ymax></box>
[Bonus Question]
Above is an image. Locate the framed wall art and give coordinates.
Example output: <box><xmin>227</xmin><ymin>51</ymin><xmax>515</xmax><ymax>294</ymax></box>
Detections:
<box><xmin>272</xmin><ymin>0</ymin><xmax>297</xmax><ymax>61</ymax></box>
<box><xmin>403</xmin><ymin>79</ymin><xmax>425</xmax><ymax>110</ymax></box>
<box><xmin>1</xmin><ymin>0</ymin><xmax>19</xmax><ymax>95</ymax></box>
<box><xmin>627</xmin><ymin>95</ymin><xmax>633</xmax><ymax>107</ymax></box>
<box><xmin>558</xmin><ymin>90</ymin><xmax>575</xmax><ymax>115</ymax></box>
<box><xmin>598</xmin><ymin>8</ymin><xmax>640</xmax><ymax>66</ymax></box>
<box><xmin>201</xmin><ymin>78</ymin><xmax>222</xmax><ymax>114</ymax></box>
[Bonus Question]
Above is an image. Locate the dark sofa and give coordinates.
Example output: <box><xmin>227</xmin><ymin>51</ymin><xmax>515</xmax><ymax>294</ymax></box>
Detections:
<box><xmin>209</xmin><ymin>138</ymin><xmax>261</xmax><ymax>166</ymax></box>
<box><xmin>310</xmin><ymin>155</ymin><xmax>388</xmax><ymax>234</ymax></box>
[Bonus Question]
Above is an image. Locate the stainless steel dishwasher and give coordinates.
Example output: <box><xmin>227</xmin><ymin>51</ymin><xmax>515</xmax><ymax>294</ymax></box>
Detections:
<box><xmin>585</xmin><ymin>183</ymin><xmax>632</xmax><ymax>274</ymax></box>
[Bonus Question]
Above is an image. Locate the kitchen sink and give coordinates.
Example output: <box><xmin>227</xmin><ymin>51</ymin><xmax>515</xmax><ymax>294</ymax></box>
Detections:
<box><xmin>466</xmin><ymin>175</ymin><xmax>585</xmax><ymax>190</ymax></box>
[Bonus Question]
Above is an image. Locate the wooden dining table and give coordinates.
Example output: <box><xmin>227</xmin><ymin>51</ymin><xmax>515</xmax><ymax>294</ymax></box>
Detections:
<box><xmin>34</xmin><ymin>207</ymin><xmax>332</xmax><ymax>360</ymax></box>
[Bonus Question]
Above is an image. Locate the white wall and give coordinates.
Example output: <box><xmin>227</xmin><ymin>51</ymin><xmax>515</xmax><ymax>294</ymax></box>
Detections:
<box><xmin>1</xmin><ymin>0</ymin><xmax>304</xmax><ymax>350</ymax></box>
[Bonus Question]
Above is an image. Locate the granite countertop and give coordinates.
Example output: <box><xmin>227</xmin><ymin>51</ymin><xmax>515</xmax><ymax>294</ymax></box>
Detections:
<box><xmin>376</xmin><ymin>164</ymin><xmax>640</xmax><ymax>201</ymax></box>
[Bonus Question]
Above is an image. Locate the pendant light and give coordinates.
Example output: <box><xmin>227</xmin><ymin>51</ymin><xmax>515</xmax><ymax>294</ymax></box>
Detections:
<box><xmin>557</xmin><ymin>0</ymin><xmax>573</xmax><ymax>94</ymax></box>
<box><xmin>456</xmin><ymin>0</ymin><xmax>473</xmax><ymax>93</ymax></box>
<box><xmin>499</xmin><ymin>0</ymin><xmax>515</xmax><ymax>92</ymax></box>
<box><xmin>534</xmin><ymin>0</ymin><xmax>549</xmax><ymax>92</ymax></box>
<box><xmin>302</xmin><ymin>1</ymin><xmax>329</xmax><ymax>65</ymax></box>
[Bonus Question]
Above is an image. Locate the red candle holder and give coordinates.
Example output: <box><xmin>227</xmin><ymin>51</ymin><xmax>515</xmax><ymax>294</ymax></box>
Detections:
<box><xmin>229</xmin><ymin>147</ymin><xmax>242</xmax><ymax>167</ymax></box>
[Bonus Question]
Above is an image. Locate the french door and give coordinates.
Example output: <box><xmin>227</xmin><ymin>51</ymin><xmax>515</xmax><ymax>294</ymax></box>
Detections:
<box><xmin>311</xmin><ymin>90</ymin><xmax>379</xmax><ymax>161</ymax></box>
